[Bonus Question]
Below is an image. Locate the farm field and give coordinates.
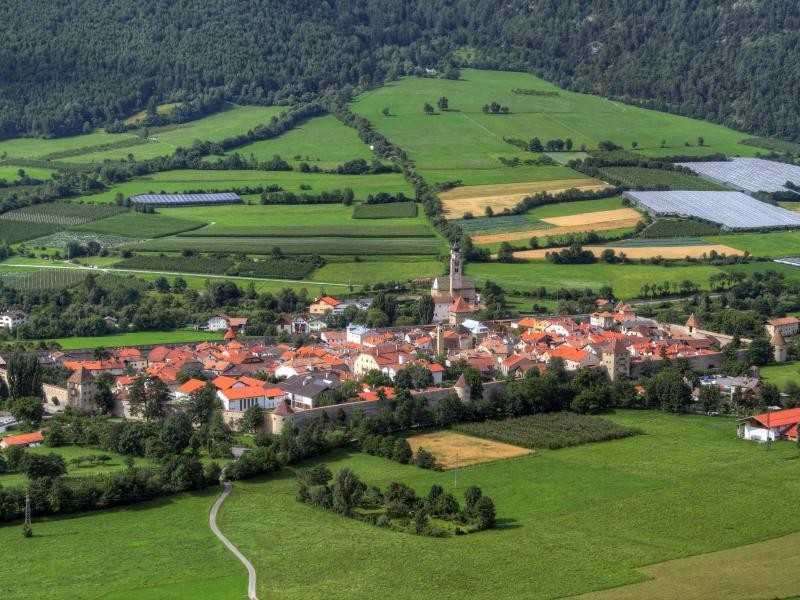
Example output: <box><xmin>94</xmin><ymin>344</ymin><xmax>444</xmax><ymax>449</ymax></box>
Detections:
<box><xmin>0</xmin><ymin>489</ymin><xmax>245</xmax><ymax>600</ymax></box>
<box><xmin>133</xmin><ymin>235</ymin><xmax>445</xmax><ymax>256</ymax></box>
<box><xmin>215</xmin><ymin>411</ymin><xmax>800</xmax><ymax>599</ymax></box>
<box><xmin>313</xmin><ymin>256</ymin><xmax>444</xmax><ymax>285</ymax></box>
<box><xmin>512</xmin><ymin>243</ymin><xmax>742</xmax><ymax>260</ymax></box>
<box><xmin>439</xmin><ymin>178</ymin><xmax>604</xmax><ymax>217</ymax></box>
<box><xmin>598</xmin><ymin>167</ymin><xmax>731</xmax><ymax>191</ymax></box>
<box><xmin>641</xmin><ymin>218</ymin><xmax>722</xmax><ymax>238</ymax></box>
<box><xmin>704</xmin><ymin>231</ymin><xmax>800</xmax><ymax>258</ymax></box>
<box><xmin>472</xmin><ymin>208</ymin><xmax>642</xmax><ymax>245</ymax></box>
<box><xmin>75</xmin><ymin>212</ymin><xmax>207</xmax><ymax>238</ymax></box>
<box><xmin>405</xmin><ymin>431</ymin><xmax>533</xmax><ymax>469</ymax></box>
<box><xmin>214</xmin><ymin>114</ymin><xmax>375</xmax><ymax>169</ymax></box>
<box><xmin>466</xmin><ymin>261</ymin><xmax>722</xmax><ymax>298</ymax></box>
<box><xmin>71</xmin><ymin>169</ymin><xmax>413</xmax><ymax>204</ymax></box>
<box><xmin>177</xmin><ymin>224</ymin><xmax>433</xmax><ymax>238</ymax></box>
<box><xmin>45</xmin><ymin>329</ymin><xmax>224</xmax><ymax>350</ymax></box>
<box><xmin>1</xmin><ymin>202</ymin><xmax>125</xmax><ymax>226</ymax></box>
<box><xmin>352</xmin><ymin>69</ymin><xmax>760</xmax><ymax>187</ymax></box>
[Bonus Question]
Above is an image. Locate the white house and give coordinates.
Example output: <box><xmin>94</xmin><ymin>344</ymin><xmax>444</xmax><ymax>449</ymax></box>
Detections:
<box><xmin>346</xmin><ymin>324</ymin><xmax>370</xmax><ymax>345</ymax></box>
<box><xmin>0</xmin><ymin>310</ymin><xmax>27</xmax><ymax>329</ymax></box>
<box><xmin>216</xmin><ymin>384</ymin><xmax>285</xmax><ymax>411</ymax></box>
<box><xmin>207</xmin><ymin>313</ymin><xmax>248</xmax><ymax>332</ymax></box>
<box><xmin>738</xmin><ymin>408</ymin><xmax>800</xmax><ymax>442</ymax></box>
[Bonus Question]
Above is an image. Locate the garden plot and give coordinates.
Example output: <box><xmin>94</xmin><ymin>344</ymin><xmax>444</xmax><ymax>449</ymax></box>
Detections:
<box><xmin>625</xmin><ymin>190</ymin><xmax>800</xmax><ymax>230</ymax></box>
<box><xmin>678</xmin><ymin>157</ymin><xmax>800</xmax><ymax>193</ymax></box>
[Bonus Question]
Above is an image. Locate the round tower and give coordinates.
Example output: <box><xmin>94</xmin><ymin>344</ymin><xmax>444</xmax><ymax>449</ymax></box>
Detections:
<box><xmin>771</xmin><ymin>329</ymin><xmax>787</xmax><ymax>363</ymax></box>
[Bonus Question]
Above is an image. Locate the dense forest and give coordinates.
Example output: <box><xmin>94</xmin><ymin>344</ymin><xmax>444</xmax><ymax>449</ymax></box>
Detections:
<box><xmin>1</xmin><ymin>0</ymin><xmax>798</xmax><ymax>140</ymax></box>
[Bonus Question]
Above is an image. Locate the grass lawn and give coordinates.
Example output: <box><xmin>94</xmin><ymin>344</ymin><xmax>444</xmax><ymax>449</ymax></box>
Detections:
<box><xmin>214</xmin><ymin>114</ymin><xmax>376</xmax><ymax>169</ymax></box>
<box><xmin>75</xmin><ymin>212</ymin><xmax>206</xmax><ymax>238</ymax></box>
<box><xmin>0</xmin><ymin>488</ymin><xmax>245</xmax><ymax>600</ymax></box>
<box><xmin>758</xmin><ymin>362</ymin><xmax>800</xmax><ymax>390</ymax></box>
<box><xmin>0</xmin><ymin>445</ymin><xmax>150</xmax><ymax>488</ymax></box>
<box><xmin>313</xmin><ymin>256</ymin><xmax>444</xmax><ymax>284</ymax></box>
<box><xmin>45</xmin><ymin>329</ymin><xmax>224</xmax><ymax>350</ymax></box>
<box><xmin>73</xmin><ymin>169</ymin><xmax>413</xmax><ymax>204</ymax></box>
<box><xmin>216</xmin><ymin>411</ymin><xmax>800</xmax><ymax>599</ymax></box>
<box><xmin>704</xmin><ymin>231</ymin><xmax>800</xmax><ymax>258</ymax></box>
<box><xmin>467</xmin><ymin>261</ymin><xmax>722</xmax><ymax>298</ymax></box>
<box><xmin>352</xmin><ymin>69</ymin><xmax>759</xmax><ymax>186</ymax></box>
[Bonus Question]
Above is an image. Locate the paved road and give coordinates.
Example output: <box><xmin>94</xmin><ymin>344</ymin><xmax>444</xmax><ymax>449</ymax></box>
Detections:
<box><xmin>3</xmin><ymin>261</ymin><xmax>353</xmax><ymax>288</ymax></box>
<box><xmin>210</xmin><ymin>481</ymin><xmax>258</xmax><ymax>600</ymax></box>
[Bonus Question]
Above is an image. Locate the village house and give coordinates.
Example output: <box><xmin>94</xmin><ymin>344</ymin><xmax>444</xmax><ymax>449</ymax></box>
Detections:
<box><xmin>0</xmin><ymin>310</ymin><xmax>27</xmax><ymax>329</ymax></box>
<box><xmin>0</xmin><ymin>430</ymin><xmax>44</xmax><ymax>449</ymax></box>
<box><xmin>279</xmin><ymin>372</ymin><xmax>342</xmax><ymax>409</ymax></box>
<box><xmin>765</xmin><ymin>316</ymin><xmax>800</xmax><ymax>339</ymax></box>
<box><xmin>309</xmin><ymin>296</ymin><xmax>341</xmax><ymax>315</ymax></box>
<box><xmin>738</xmin><ymin>407</ymin><xmax>800</xmax><ymax>442</ymax></box>
<box><xmin>207</xmin><ymin>313</ymin><xmax>248</xmax><ymax>332</ymax></box>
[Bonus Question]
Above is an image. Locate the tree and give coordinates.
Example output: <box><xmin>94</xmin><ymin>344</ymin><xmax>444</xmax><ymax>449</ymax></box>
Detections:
<box><xmin>474</xmin><ymin>496</ymin><xmax>496</xmax><ymax>530</ymax></box>
<box><xmin>188</xmin><ymin>383</ymin><xmax>218</xmax><ymax>426</ymax></box>
<box><xmin>437</xmin><ymin>96</ymin><xmax>448</xmax><ymax>111</ymax></box>
<box><xmin>697</xmin><ymin>136</ymin><xmax>705</xmax><ymax>146</ymax></box>
<box><xmin>391</xmin><ymin>438</ymin><xmax>412</xmax><ymax>464</ymax></box>
<box><xmin>698</xmin><ymin>384</ymin><xmax>722</xmax><ymax>413</ymax></box>
<box><xmin>23</xmin><ymin>453</ymin><xmax>66</xmax><ymax>480</ymax></box>
<box><xmin>529</xmin><ymin>236</ymin><xmax>538</xmax><ymax>249</ymax></box>
<box><xmin>414</xmin><ymin>447</ymin><xmax>437</xmax><ymax>469</ymax></box>
<box><xmin>153</xmin><ymin>276</ymin><xmax>170</xmax><ymax>293</ymax></box>
<box><xmin>423</xmin><ymin>103</ymin><xmax>434</xmax><ymax>114</ymax></box>
<box><xmin>644</xmin><ymin>370</ymin><xmax>691</xmax><ymax>412</ymax></box>
<box><xmin>331</xmin><ymin>467</ymin><xmax>365</xmax><ymax>516</ymax></box>
<box><xmin>529</xmin><ymin>137</ymin><xmax>543</xmax><ymax>152</ymax></box>
<box><xmin>757</xmin><ymin>383</ymin><xmax>780</xmax><ymax>408</ymax></box>
<box><xmin>631</xmin><ymin>141</ymin><xmax>638</xmax><ymax>149</ymax></box>
<box><xmin>497</xmin><ymin>242</ymin><xmax>514</xmax><ymax>263</ymax></box>
<box><xmin>159</xmin><ymin>412</ymin><xmax>193</xmax><ymax>454</ymax></box>
<box><xmin>382</xmin><ymin>107</ymin><xmax>390</xmax><ymax>116</ymax></box>
<box><xmin>93</xmin><ymin>373</ymin><xmax>116</xmax><ymax>414</ymax></box>
<box><xmin>241</xmin><ymin>404</ymin><xmax>265</xmax><ymax>433</ymax></box>
<box><xmin>464</xmin><ymin>485</ymin><xmax>482</xmax><ymax>513</ymax></box>
<box><xmin>9</xmin><ymin>396</ymin><xmax>44</xmax><ymax>426</ymax></box>
<box><xmin>6</xmin><ymin>352</ymin><xmax>42</xmax><ymax>401</ymax></box>
<box><xmin>748</xmin><ymin>336</ymin><xmax>773</xmax><ymax>366</ymax></box>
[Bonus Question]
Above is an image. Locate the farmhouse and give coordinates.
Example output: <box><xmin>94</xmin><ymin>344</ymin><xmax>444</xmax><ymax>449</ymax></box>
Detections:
<box><xmin>738</xmin><ymin>408</ymin><xmax>800</xmax><ymax>442</ymax></box>
<box><xmin>0</xmin><ymin>310</ymin><xmax>27</xmax><ymax>329</ymax></box>
<box><xmin>0</xmin><ymin>430</ymin><xmax>44</xmax><ymax>448</ymax></box>
<box><xmin>207</xmin><ymin>313</ymin><xmax>248</xmax><ymax>332</ymax></box>
<box><xmin>309</xmin><ymin>296</ymin><xmax>341</xmax><ymax>315</ymax></box>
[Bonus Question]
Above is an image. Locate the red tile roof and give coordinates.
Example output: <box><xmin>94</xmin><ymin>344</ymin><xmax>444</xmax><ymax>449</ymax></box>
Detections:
<box><xmin>2</xmin><ymin>431</ymin><xmax>44</xmax><ymax>447</ymax></box>
<box><xmin>750</xmin><ymin>408</ymin><xmax>800</xmax><ymax>428</ymax></box>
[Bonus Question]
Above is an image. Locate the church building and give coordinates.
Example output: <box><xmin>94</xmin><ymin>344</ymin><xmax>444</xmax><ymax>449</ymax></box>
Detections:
<box><xmin>431</xmin><ymin>243</ymin><xmax>478</xmax><ymax>323</ymax></box>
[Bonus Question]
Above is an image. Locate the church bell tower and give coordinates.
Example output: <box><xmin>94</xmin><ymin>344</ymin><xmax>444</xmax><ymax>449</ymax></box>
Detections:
<box><xmin>449</xmin><ymin>242</ymin><xmax>462</xmax><ymax>297</ymax></box>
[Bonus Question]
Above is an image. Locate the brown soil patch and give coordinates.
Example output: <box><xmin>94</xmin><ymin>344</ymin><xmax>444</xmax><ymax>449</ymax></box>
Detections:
<box><xmin>441</xmin><ymin>179</ymin><xmax>609</xmax><ymax>217</ymax></box>
<box><xmin>407</xmin><ymin>431</ymin><xmax>533</xmax><ymax>469</ymax></box>
<box><xmin>540</xmin><ymin>208</ymin><xmax>641</xmax><ymax>227</ymax></box>
<box><xmin>511</xmin><ymin>243</ymin><xmax>743</xmax><ymax>260</ymax></box>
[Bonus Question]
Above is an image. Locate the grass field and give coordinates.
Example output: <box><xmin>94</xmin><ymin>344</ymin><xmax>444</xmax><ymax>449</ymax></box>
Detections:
<box><xmin>177</xmin><ymin>224</ymin><xmax>433</xmax><ymax>238</ymax></box>
<box><xmin>4</xmin><ymin>412</ymin><xmax>800</xmax><ymax>599</ymax></box>
<box><xmin>75</xmin><ymin>212</ymin><xmax>206</xmax><ymax>238</ymax></box>
<box><xmin>0</xmin><ymin>165</ymin><xmax>55</xmax><ymax>182</ymax></box>
<box><xmin>313</xmin><ymin>256</ymin><xmax>444</xmax><ymax>284</ymax></box>
<box><xmin>758</xmin><ymin>362</ymin><xmax>800</xmax><ymax>390</ymax></box>
<box><xmin>467</xmin><ymin>261</ymin><xmax>722</xmax><ymax>298</ymax></box>
<box><xmin>703</xmin><ymin>231</ymin><xmax>800</xmax><ymax>258</ymax></box>
<box><xmin>528</xmin><ymin>196</ymin><xmax>626</xmax><ymax>219</ymax></box>
<box><xmin>0</xmin><ymin>104</ymin><xmax>283</xmax><ymax>163</ymax></box>
<box><xmin>406</xmin><ymin>431</ymin><xmax>533</xmax><ymax>469</ymax></box>
<box><xmin>215</xmin><ymin>411</ymin><xmax>800</xmax><ymax>599</ymax></box>
<box><xmin>73</xmin><ymin>169</ymin><xmax>413</xmax><ymax>204</ymax></box>
<box><xmin>215</xmin><ymin>114</ymin><xmax>375</xmax><ymax>169</ymax></box>
<box><xmin>352</xmin><ymin>202</ymin><xmax>418</xmax><ymax>219</ymax></box>
<box><xmin>46</xmin><ymin>329</ymin><xmax>224</xmax><ymax>350</ymax></box>
<box><xmin>0</xmin><ymin>444</ymin><xmax>149</xmax><ymax>488</ymax></box>
<box><xmin>0</xmin><ymin>489</ymin><xmax>245</xmax><ymax>600</ymax></box>
<box><xmin>513</xmin><ymin>243</ymin><xmax>742</xmax><ymax>260</ymax></box>
<box><xmin>133</xmin><ymin>235</ymin><xmax>445</xmax><ymax>256</ymax></box>
<box><xmin>353</xmin><ymin>69</ymin><xmax>759</xmax><ymax>186</ymax></box>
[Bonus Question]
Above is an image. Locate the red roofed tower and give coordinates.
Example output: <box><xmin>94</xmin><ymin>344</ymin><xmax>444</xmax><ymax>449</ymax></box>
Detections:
<box><xmin>224</xmin><ymin>327</ymin><xmax>237</xmax><ymax>341</ymax></box>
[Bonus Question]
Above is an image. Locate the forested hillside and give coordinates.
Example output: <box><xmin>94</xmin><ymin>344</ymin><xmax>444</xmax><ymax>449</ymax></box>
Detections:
<box><xmin>1</xmin><ymin>0</ymin><xmax>798</xmax><ymax>140</ymax></box>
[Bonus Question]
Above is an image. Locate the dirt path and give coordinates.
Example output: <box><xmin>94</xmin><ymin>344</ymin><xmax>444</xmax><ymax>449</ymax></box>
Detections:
<box><xmin>210</xmin><ymin>481</ymin><xmax>258</xmax><ymax>600</ymax></box>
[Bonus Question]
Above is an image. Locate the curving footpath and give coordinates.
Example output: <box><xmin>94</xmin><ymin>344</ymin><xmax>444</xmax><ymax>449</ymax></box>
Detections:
<box><xmin>210</xmin><ymin>481</ymin><xmax>258</xmax><ymax>600</ymax></box>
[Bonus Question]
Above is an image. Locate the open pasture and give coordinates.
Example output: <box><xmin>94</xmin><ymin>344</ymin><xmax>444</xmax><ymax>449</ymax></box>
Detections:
<box><xmin>215</xmin><ymin>411</ymin><xmax>800</xmax><ymax>600</ymax></box>
<box><xmin>440</xmin><ymin>178</ymin><xmax>606</xmax><ymax>217</ymax></box>
<box><xmin>467</xmin><ymin>261</ymin><xmax>722</xmax><ymax>298</ymax></box>
<box><xmin>406</xmin><ymin>431</ymin><xmax>533</xmax><ymax>469</ymax></box>
<box><xmin>704</xmin><ymin>231</ymin><xmax>800</xmax><ymax>257</ymax></box>
<box><xmin>0</xmin><ymin>165</ymin><xmax>55</xmax><ymax>182</ymax></box>
<box><xmin>353</xmin><ymin>69</ymin><xmax>759</xmax><ymax>187</ymax></box>
<box><xmin>214</xmin><ymin>114</ymin><xmax>375</xmax><ymax>169</ymax></box>
<box><xmin>72</xmin><ymin>169</ymin><xmax>413</xmax><ymax>204</ymax></box>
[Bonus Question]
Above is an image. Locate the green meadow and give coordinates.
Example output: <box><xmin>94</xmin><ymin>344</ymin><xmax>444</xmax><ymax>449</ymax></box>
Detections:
<box><xmin>45</xmin><ymin>329</ymin><xmax>224</xmax><ymax>350</ymax></box>
<box><xmin>758</xmin><ymin>362</ymin><xmax>800</xmax><ymax>390</ymax></box>
<box><xmin>215</xmin><ymin>114</ymin><xmax>376</xmax><ymax>169</ymax></box>
<box><xmin>72</xmin><ymin>169</ymin><xmax>413</xmax><ymax>204</ymax></box>
<box><xmin>466</xmin><ymin>261</ymin><xmax>722</xmax><ymax>298</ymax></box>
<box><xmin>4</xmin><ymin>412</ymin><xmax>799</xmax><ymax>599</ymax></box>
<box><xmin>704</xmin><ymin>231</ymin><xmax>800</xmax><ymax>258</ymax></box>
<box><xmin>0</xmin><ymin>165</ymin><xmax>55</xmax><ymax>182</ymax></box>
<box><xmin>353</xmin><ymin>69</ymin><xmax>759</xmax><ymax>185</ymax></box>
<box><xmin>75</xmin><ymin>212</ymin><xmax>206</xmax><ymax>238</ymax></box>
<box><xmin>0</xmin><ymin>104</ymin><xmax>284</xmax><ymax>163</ymax></box>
